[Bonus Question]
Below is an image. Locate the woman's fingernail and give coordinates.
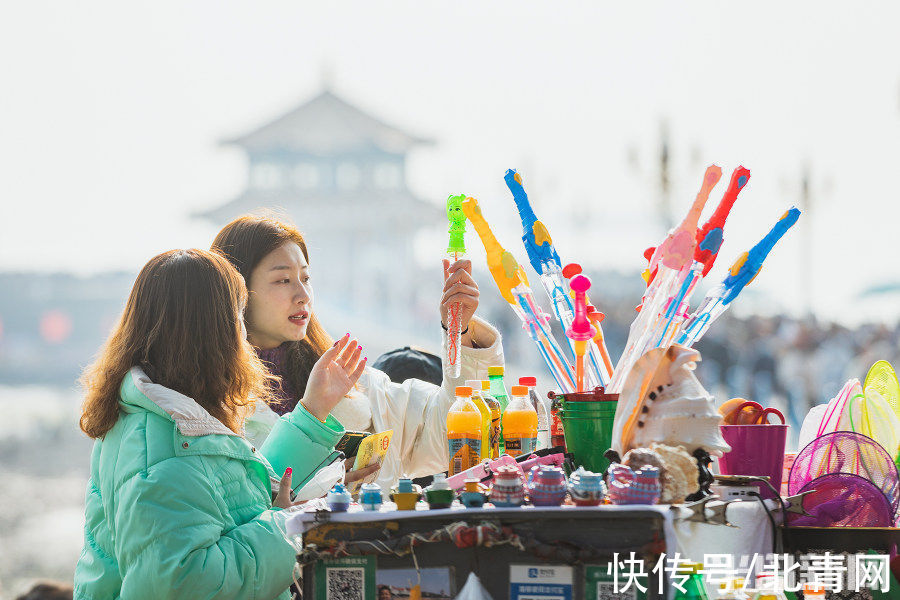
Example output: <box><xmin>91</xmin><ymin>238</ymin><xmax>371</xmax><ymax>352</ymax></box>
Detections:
<box><xmin>363</xmin><ymin>356</ymin><xmax>368</xmax><ymax>361</ymax></box>
<box><xmin>357</xmin><ymin>346</ymin><xmax>363</xmax><ymax>352</ymax></box>
<box><xmin>285</xmin><ymin>467</ymin><xmax>292</xmax><ymax>477</ymax></box>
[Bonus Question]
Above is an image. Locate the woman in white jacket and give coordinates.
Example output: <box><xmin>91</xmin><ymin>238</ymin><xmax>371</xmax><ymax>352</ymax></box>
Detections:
<box><xmin>212</xmin><ymin>214</ymin><xmax>503</xmax><ymax>490</ymax></box>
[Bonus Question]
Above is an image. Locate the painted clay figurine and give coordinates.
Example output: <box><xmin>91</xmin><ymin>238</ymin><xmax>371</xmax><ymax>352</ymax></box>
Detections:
<box><xmin>424</xmin><ymin>473</ymin><xmax>456</xmax><ymax>509</ymax></box>
<box><xmin>568</xmin><ymin>467</ymin><xmax>606</xmax><ymax>506</ymax></box>
<box><xmin>489</xmin><ymin>465</ymin><xmax>526</xmax><ymax>507</ymax></box>
<box><xmin>390</xmin><ymin>477</ymin><xmax>423</xmax><ymax>511</ymax></box>
<box><xmin>359</xmin><ymin>482</ymin><xmax>383</xmax><ymax>512</ymax></box>
<box><xmin>326</xmin><ymin>483</ymin><xmax>353</xmax><ymax>512</ymax></box>
<box><xmin>607</xmin><ymin>463</ymin><xmax>661</xmax><ymax>505</ymax></box>
<box><xmin>527</xmin><ymin>465</ymin><xmax>568</xmax><ymax>506</ymax></box>
<box><xmin>460</xmin><ymin>478</ymin><xmax>488</xmax><ymax>508</ymax></box>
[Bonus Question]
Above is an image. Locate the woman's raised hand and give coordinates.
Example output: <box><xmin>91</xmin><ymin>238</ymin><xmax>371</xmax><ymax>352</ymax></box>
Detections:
<box><xmin>300</xmin><ymin>334</ymin><xmax>366</xmax><ymax>421</ymax></box>
<box><xmin>440</xmin><ymin>259</ymin><xmax>480</xmax><ymax>346</ymax></box>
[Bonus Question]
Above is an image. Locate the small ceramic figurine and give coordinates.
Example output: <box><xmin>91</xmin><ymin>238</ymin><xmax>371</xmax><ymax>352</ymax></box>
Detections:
<box><xmin>489</xmin><ymin>465</ymin><xmax>526</xmax><ymax>507</ymax></box>
<box><xmin>326</xmin><ymin>483</ymin><xmax>353</xmax><ymax>512</ymax></box>
<box><xmin>460</xmin><ymin>478</ymin><xmax>488</xmax><ymax>508</ymax></box>
<box><xmin>607</xmin><ymin>463</ymin><xmax>661</xmax><ymax>505</ymax></box>
<box><xmin>390</xmin><ymin>477</ymin><xmax>423</xmax><ymax>511</ymax></box>
<box><xmin>568</xmin><ymin>467</ymin><xmax>606</xmax><ymax>506</ymax></box>
<box><xmin>424</xmin><ymin>473</ymin><xmax>455</xmax><ymax>509</ymax></box>
<box><xmin>359</xmin><ymin>482</ymin><xmax>383</xmax><ymax>512</ymax></box>
<box><xmin>527</xmin><ymin>465</ymin><xmax>568</xmax><ymax>506</ymax></box>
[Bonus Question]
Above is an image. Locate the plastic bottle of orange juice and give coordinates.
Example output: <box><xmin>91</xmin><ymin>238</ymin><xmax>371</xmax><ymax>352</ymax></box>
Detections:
<box><xmin>466</xmin><ymin>379</ymin><xmax>492</xmax><ymax>460</ymax></box>
<box><xmin>447</xmin><ymin>386</ymin><xmax>483</xmax><ymax>475</ymax></box>
<box><xmin>482</xmin><ymin>380</ymin><xmax>502</xmax><ymax>459</ymax></box>
<box><xmin>502</xmin><ymin>385</ymin><xmax>538</xmax><ymax>458</ymax></box>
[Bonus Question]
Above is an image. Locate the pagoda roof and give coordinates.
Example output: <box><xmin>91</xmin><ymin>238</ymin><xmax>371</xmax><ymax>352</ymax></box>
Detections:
<box><xmin>222</xmin><ymin>89</ymin><xmax>434</xmax><ymax>155</ymax></box>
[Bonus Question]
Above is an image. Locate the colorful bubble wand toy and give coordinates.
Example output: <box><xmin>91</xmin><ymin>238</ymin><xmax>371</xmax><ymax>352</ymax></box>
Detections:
<box><xmin>648</xmin><ymin>166</ymin><xmax>750</xmax><ymax>349</ymax></box>
<box><xmin>676</xmin><ymin>206</ymin><xmax>801</xmax><ymax>347</ymax></box>
<box><xmin>609</xmin><ymin>166</ymin><xmax>720</xmax><ymax>392</ymax></box>
<box><xmin>445</xmin><ymin>194</ymin><xmax>467</xmax><ymax>378</ymax></box>
<box><xmin>504</xmin><ymin>169</ymin><xmax>611</xmax><ymax>386</ymax></box>
<box><xmin>461</xmin><ymin>196</ymin><xmax>576</xmax><ymax>393</ymax></box>
<box><xmin>566</xmin><ymin>274</ymin><xmax>594</xmax><ymax>392</ymax></box>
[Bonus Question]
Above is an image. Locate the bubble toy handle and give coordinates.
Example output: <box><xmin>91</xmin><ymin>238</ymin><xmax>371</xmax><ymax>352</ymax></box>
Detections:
<box><xmin>694</xmin><ymin>166</ymin><xmax>750</xmax><ymax>276</ymax></box>
<box><xmin>446</xmin><ymin>194</ymin><xmax>468</xmax><ymax>378</ymax></box>
<box><xmin>566</xmin><ymin>274</ymin><xmax>593</xmax><ymax>392</ymax></box>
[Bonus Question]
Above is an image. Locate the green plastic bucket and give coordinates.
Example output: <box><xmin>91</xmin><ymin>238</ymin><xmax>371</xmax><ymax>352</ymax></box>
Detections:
<box><xmin>560</xmin><ymin>401</ymin><xmax>618</xmax><ymax>473</ymax></box>
<box><xmin>559</xmin><ymin>401</ymin><xmax>618</xmax><ymax>412</ymax></box>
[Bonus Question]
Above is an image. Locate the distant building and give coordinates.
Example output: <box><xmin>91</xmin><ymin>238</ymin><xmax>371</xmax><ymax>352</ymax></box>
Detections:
<box><xmin>198</xmin><ymin>88</ymin><xmax>442</xmax><ymax>328</ymax></box>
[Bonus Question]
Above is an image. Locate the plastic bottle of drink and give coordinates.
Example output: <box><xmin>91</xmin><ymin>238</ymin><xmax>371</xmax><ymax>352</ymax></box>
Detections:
<box><xmin>800</xmin><ymin>584</ymin><xmax>824</xmax><ymax>600</ymax></box>
<box><xmin>481</xmin><ymin>380</ymin><xmax>501</xmax><ymax>458</ymax></box>
<box><xmin>446</xmin><ymin>386</ymin><xmax>483</xmax><ymax>475</ymax></box>
<box><xmin>549</xmin><ymin>394</ymin><xmax>566</xmax><ymax>449</ymax></box>
<box><xmin>674</xmin><ymin>563</ymin><xmax>709</xmax><ymax>600</ymax></box>
<box><xmin>488</xmin><ymin>366</ymin><xmax>510</xmax><ymax>452</ymax></box>
<box><xmin>519</xmin><ymin>376</ymin><xmax>550</xmax><ymax>450</ymax></box>
<box><xmin>502</xmin><ymin>385</ymin><xmax>538</xmax><ymax>458</ymax></box>
<box><xmin>716</xmin><ymin>578</ymin><xmax>750</xmax><ymax>600</ymax></box>
<box><xmin>466</xmin><ymin>379</ymin><xmax>492</xmax><ymax>460</ymax></box>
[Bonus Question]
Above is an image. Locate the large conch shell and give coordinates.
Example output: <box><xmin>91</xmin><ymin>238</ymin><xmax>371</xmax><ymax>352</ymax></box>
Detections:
<box><xmin>612</xmin><ymin>345</ymin><xmax>730</xmax><ymax>457</ymax></box>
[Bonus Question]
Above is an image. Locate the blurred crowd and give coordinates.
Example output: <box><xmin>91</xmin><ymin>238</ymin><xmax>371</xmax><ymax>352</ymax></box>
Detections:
<box><xmin>693</xmin><ymin>314</ymin><xmax>898</xmax><ymax>427</ymax></box>
<box><xmin>486</xmin><ymin>290</ymin><xmax>899</xmax><ymax>431</ymax></box>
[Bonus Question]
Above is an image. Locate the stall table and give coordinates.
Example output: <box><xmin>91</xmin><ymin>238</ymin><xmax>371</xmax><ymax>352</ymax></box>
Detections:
<box><xmin>288</xmin><ymin>504</ymin><xmax>678</xmax><ymax>599</ymax></box>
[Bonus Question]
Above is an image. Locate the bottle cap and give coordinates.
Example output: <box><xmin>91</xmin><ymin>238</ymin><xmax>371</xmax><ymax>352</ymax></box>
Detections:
<box><xmin>487</xmin><ymin>366</ymin><xmax>505</xmax><ymax>376</ymax></box>
<box><xmin>455</xmin><ymin>386</ymin><xmax>473</xmax><ymax>397</ymax></box>
<box><xmin>719</xmin><ymin>578</ymin><xmax>745</xmax><ymax>590</ymax></box>
<box><xmin>519</xmin><ymin>376</ymin><xmax>537</xmax><ymax>387</ymax></box>
<box><xmin>481</xmin><ymin>381</ymin><xmax>491</xmax><ymax>390</ymax></box>
<box><xmin>683</xmin><ymin>562</ymin><xmax>703</xmax><ymax>574</ymax></box>
<box><xmin>511</xmin><ymin>385</ymin><xmax>528</xmax><ymax>396</ymax></box>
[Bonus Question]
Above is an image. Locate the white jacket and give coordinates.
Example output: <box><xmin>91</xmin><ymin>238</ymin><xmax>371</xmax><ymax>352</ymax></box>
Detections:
<box><xmin>246</xmin><ymin>316</ymin><xmax>504</xmax><ymax>490</ymax></box>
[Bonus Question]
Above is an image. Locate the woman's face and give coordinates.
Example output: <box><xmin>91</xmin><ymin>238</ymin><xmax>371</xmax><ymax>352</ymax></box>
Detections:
<box><xmin>245</xmin><ymin>242</ymin><xmax>313</xmax><ymax>349</ymax></box>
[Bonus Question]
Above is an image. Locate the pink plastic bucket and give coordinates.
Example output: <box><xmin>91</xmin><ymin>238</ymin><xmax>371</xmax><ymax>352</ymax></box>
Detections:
<box><xmin>718</xmin><ymin>424</ymin><xmax>789</xmax><ymax>500</ymax></box>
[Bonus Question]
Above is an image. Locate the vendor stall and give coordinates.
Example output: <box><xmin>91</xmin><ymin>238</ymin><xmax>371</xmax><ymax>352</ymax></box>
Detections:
<box><xmin>288</xmin><ymin>504</ymin><xmax>673</xmax><ymax>600</ymax></box>
<box><xmin>283</xmin><ymin>498</ymin><xmax>787</xmax><ymax>600</ymax></box>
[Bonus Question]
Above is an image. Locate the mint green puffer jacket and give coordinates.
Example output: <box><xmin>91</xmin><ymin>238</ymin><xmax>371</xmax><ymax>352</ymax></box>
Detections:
<box><xmin>73</xmin><ymin>367</ymin><xmax>344</xmax><ymax>600</ymax></box>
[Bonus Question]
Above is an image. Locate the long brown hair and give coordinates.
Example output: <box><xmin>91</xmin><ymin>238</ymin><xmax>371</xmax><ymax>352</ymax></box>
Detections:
<box><xmin>79</xmin><ymin>249</ymin><xmax>275</xmax><ymax>438</ymax></box>
<box><xmin>211</xmin><ymin>214</ymin><xmax>334</xmax><ymax>399</ymax></box>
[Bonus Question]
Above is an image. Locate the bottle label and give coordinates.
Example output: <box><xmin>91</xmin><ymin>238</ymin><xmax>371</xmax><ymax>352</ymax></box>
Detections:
<box><xmin>503</xmin><ymin>436</ymin><xmax>537</xmax><ymax>457</ymax></box>
<box><xmin>551</xmin><ymin>408</ymin><xmax>566</xmax><ymax>448</ymax></box>
<box><xmin>490</xmin><ymin>417</ymin><xmax>501</xmax><ymax>458</ymax></box>
<box><xmin>448</xmin><ymin>436</ymin><xmax>481</xmax><ymax>475</ymax></box>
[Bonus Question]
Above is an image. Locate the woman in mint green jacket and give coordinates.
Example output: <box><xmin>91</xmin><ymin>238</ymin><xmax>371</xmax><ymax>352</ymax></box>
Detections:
<box><xmin>73</xmin><ymin>248</ymin><xmax>366</xmax><ymax>600</ymax></box>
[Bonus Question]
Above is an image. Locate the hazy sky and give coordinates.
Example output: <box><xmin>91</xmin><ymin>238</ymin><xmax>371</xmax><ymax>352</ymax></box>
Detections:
<box><xmin>1</xmin><ymin>2</ymin><xmax>899</xmax><ymax>322</ymax></box>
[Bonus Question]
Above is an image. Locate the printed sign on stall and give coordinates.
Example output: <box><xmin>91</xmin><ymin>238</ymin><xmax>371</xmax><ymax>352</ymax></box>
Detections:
<box><xmin>584</xmin><ymin>565</ymin><xmax>646</xmax><ymax>600</ymax></box>
<box><xmin>510</xmin><ymin>565</ymin><xmax>573</xmax><ymax>600</ymax></box>
<box><xmin>315</xmin><ymin>556</ymin><xmax>376</xmax><ymax>600</ymax></box>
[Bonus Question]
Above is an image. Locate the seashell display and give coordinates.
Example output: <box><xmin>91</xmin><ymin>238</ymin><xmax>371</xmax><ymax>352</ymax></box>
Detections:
<box><xmin>648</xmin><ymin>443</ymin><xmax>700</xmax><ymax>503</ymax></box>
<box><xmin>612</xmin><ymin>345</ymin><xmax>730</xmax><ymax>458</ymax></box>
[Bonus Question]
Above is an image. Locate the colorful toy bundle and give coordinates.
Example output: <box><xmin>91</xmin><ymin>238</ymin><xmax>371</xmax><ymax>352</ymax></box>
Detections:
<box><xmin>455</xmin><ymin>166</ymin><xmax>799</xmax><ymax>403</ymax></box>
